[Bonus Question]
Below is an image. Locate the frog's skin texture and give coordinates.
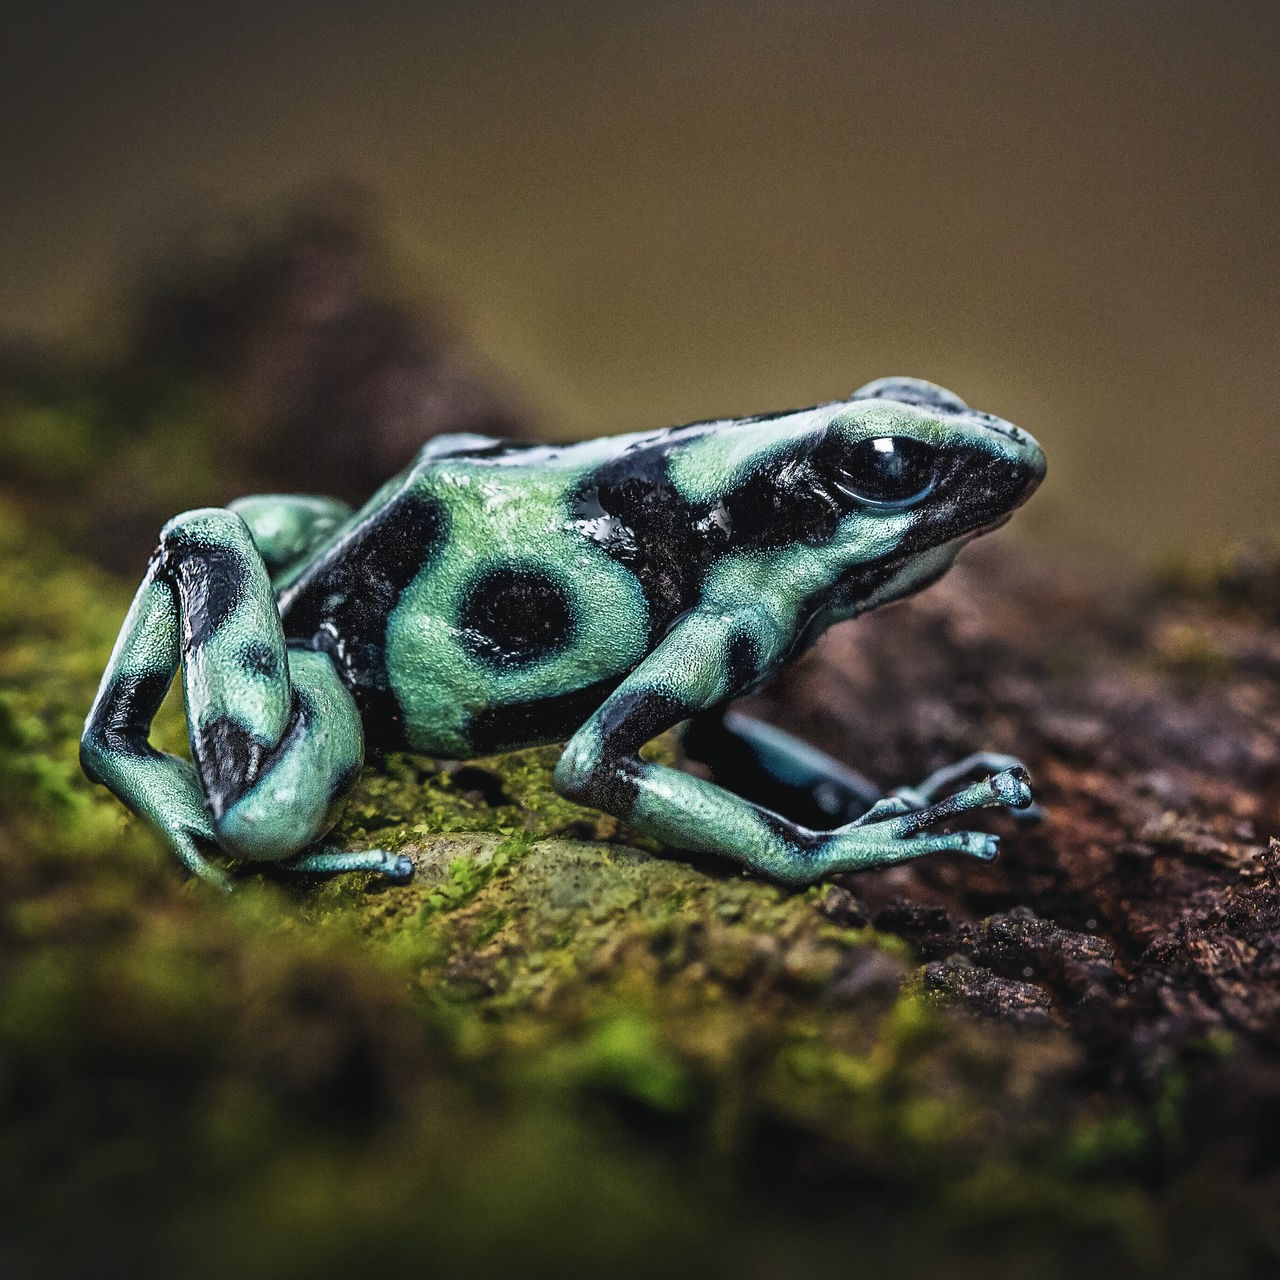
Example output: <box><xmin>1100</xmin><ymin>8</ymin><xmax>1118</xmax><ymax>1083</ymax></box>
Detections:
<box><xmin>81</xmin><ymin>377</ymin><xmax>1046</xmax><ymax>890</ymax></box>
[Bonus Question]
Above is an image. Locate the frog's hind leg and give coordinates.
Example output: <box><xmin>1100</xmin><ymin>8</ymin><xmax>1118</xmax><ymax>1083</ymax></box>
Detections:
<box><xmin>205</xmin><ymin>641</ymin><xmax>410</xmax><ymax>880</ymax></box>
<box><xmin>83</xmin><ymin>507</ymin><xmax>407</xmax><ymax>885</ymax></box>
<box><xmin>81</xmin><ymin>552</ymin><xmax>224</xmax><ymax>885</ymax></box>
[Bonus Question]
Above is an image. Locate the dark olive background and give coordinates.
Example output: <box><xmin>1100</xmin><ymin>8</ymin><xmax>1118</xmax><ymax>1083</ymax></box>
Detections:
<box><xmin>2</xmin><ymin>0</ymin><xmax>1276</xmax><ymax>562</ymax></box>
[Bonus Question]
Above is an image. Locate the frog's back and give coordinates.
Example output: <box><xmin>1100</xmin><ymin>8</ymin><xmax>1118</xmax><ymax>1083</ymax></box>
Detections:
<box><xmin>278</xmin><ymin>429</ymin><xmax>713</xmax><ymax>757</ymax></box>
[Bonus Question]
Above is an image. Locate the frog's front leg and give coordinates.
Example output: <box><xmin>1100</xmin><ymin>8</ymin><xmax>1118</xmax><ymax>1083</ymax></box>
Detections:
<box><xmin>683</xmin><ymin>711</ymin><xmax>1039</xmax><ymax>828</ymax></box>
<box><xmin>81</xmin><ymin>507</ymin><xmax>407</xmax><ymax>888</ymax></box>
<box><xmin>555</xmin><ymin>610</ymin><xmax>1032</xmax><ymax>886</ymax></box>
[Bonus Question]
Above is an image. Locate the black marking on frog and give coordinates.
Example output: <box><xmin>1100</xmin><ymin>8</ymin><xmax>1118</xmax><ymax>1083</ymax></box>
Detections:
<box><xmin>594</xmin><ymin>686</ymin><xmax>692</xmax><ymax>756</ymax></box>
<box><xmin>194</xmin><ymin>714</ymin><xmax>274</xmax><ymax>820</ymax></box>
<box><xmin>81</xmin><ymin>669</ymin><xmax>172</xmax><ymax>770</ymax></box>
<box><xmin>724</xmin><ymin>628</ymin><xmax>762</xmax><ymax>692</ymax></box>
<box><xmin>161</xmin><ymin>538</ymin><xmax>246</xmax><ymax>650</ymax></box>
<box><xmin>458</xmin><ymin>565</ymin><xmax>577</xmax><ymax>669</ymax></box>
<box><xmin>720</xmin><ymin>438</ymin><xmax>841</xmax><ymax>551</ymax></box>
<box><xmin>242</xmin><ymin>641</ymin><xmax>280</xmax><ymax>679</ymax></box>
<box><xmin>571</xmin><ymin>449</ymin><xmax>718</xmax><ymax>638</ymax></box>
<box><xmin>465</xmin><ymin>675</ymin><xmax>629</xmax><ymax>757</ymax></box>
<box><xmin>279</xmin><ymin>491</ymin><xmax>447</xmax><ymax>740</ymax></box>
<box><xmin>557</xmin><ymin>686</ymin><xmax>696</xmax><ymax>816</ymax></box>
<box><xmin>571</xmin><ymin>433</ymin><xmax>838</xmax><ymax>640</ymax></box>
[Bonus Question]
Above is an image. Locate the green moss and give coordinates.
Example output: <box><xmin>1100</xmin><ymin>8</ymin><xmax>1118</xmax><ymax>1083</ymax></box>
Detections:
<box><xmin>337</xmin><ymin>744</ymin><xmax>649</xmax><ymax>850</ymax></box>
<box><xmin>527</xmin><ymin>1009</ymin><xmax>695</xmax><ymax>1113</ymax></box>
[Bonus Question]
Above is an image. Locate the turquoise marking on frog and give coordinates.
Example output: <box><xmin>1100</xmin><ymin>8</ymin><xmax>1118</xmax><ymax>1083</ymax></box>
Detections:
<box><xmin>81</xmin><ymin>376</ymin><xmax>1046</xmax><ymax>891</ymax></box>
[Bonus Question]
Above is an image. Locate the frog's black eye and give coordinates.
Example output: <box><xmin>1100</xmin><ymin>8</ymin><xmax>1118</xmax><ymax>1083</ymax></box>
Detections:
<box><xmin>836</xmin><ymin>437</ymin><xmax>938</xmax><ymax>506</ymax></box>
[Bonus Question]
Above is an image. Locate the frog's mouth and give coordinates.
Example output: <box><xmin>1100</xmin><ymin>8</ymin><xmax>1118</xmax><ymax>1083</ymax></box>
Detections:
<box><xmin>827</xmin><ymin>538</ymin><xmax>965</xmax><ymax>620</ymax></box>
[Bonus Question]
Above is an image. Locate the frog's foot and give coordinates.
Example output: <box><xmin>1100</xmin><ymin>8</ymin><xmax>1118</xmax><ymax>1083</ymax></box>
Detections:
<box><xmin>796</xmin><ymin>766</ymin><xmax>1033</xmax><ymax>881</ymax></box>
<box><xmin>167</xmin><ymin>819</ymin><xmax>233</xmax><ymax>893</ymax></box>
<box><xmin>890</xmin><ymin>752</ymin><xmax>1042</xmax><ymax>823</ymax></box>
<box><xmin>681</xmin><ymin>712</ymin><xmax>1039</xmax><ymax>830</ymax></box>
<box><xmin>884</xmin><ymin>765</ymin><xmax>1032</xmax><ymax>834</ymax></box>
<box><xmin>287</xmin><ymin>847</ymin><xmax>415</xmax><ymax>881</ymax></box>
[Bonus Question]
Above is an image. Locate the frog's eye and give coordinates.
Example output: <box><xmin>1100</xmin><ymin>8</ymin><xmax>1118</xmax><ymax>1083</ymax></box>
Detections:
<box><xmin>836</xmin><ymin>437</ymin><xmax>937</xmax><ymax>506</ymax></box>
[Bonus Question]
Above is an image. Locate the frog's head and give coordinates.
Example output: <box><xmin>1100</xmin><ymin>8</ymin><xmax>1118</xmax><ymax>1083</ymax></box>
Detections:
<box><xmin>817</xmin><ymin>376</ymin><xmax>1046</xmax><ymax>614</ymax></box>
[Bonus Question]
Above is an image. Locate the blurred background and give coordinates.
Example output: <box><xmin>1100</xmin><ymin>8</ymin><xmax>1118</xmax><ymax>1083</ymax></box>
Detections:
<box><xmin>1</xmin><ymin>0</ymin><xmax>1276</xmax><ymax>569</ymax></box>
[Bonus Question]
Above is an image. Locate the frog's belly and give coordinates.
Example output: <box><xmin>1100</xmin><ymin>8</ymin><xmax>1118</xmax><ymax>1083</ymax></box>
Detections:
<box><xmin>384</xmin><ymin>560</ymin><xmax>650</xmax><ymax>758</ymax></box>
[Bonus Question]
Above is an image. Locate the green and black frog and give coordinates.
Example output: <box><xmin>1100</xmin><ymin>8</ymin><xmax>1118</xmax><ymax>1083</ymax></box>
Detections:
<box><xmin>82</xmin><ymin>376</ymin><xmax>1046</xmax><ymax>890</ymax></box>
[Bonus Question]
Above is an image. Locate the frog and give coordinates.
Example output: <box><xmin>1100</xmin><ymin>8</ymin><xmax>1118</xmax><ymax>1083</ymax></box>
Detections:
<box><xmin>81</xmin><ymin>376</ymin><xmax>1046</xmax><ymax>892</ymax></box>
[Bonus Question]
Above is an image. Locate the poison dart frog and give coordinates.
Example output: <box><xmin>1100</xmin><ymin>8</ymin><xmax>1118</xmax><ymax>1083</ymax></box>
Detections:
<box><xmin>82</xmin><ymin>376</ymin><xmax>1046</xmax><ymax>891</ymax></box>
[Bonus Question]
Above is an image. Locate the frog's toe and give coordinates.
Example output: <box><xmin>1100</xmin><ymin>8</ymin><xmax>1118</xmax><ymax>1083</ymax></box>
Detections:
<box><xmin>885</xmin><ymin>786</ymin><xmax>930</xmax><ymax>811</ymax></box>
<box><xmin>168</xmin><ymin>825</ymin><xmax>233</xmax><ymax>892</ymax></box>
<box><xmin>961</xmin><ymin>831</ymin><xmax>1001</xmax><ymax>861</ymax></box>
<box><xmin>905</xmin><ymin>829</ymin><xmax>1000</xmax><ymax>861</ymax></box>
<box><xmin>990</xmin><ymin>767</ymin><xmax>1043</xmax><ymax>823</ymax></box>
<box><xmin>356</xmin><ymin>848</ymin><xmax>415</xmax><ymax>881</ymax></box>
<box><xmin>385</xmin><ymin>853</ymin><xmax>415</xmax><ymax>881</ymax></box>
<box><xmin>288</xmin><ymin>846</ymin><xmax>414</xmax><ymax>879</ymax></box>
<box><xmin>988</xmin><ymin>765</ymin><xmax>1033</xmax><ymax>810</ymax></box>
<box><xmin>850</xmin><ymin>795</ymin><xmax>916</xmax><ymax>827</ymax></box>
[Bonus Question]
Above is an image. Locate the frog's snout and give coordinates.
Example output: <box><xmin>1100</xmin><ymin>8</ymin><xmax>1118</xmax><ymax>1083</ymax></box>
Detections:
<box><xmin>974</xmin><ymin>411</ymin><xmax>1046</xmax><ymax>475</ymax></box>
<box><xmin>1014</xmin><ymin>433</ymin><xmax>1047</xmax><ymax>502</ymax></box>
<box><xmin>981</xmin><ymin>414</ymin><xmax>1047</xmax><ymax>504</ymax></box>
<box><xmin>1017</xmin><ymin>429</ymin><xmax>1048</xmax><ymax>485</ymax></box>
<box><xmin>947</xmin><ymin>412</ymin><xmax>1046</xmax><ymax>540</ymax></box>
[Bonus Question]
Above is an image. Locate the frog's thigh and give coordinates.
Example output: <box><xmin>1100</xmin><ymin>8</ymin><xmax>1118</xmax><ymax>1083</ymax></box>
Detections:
<box><xmin>682</xmin><ymin>709</ymin><xmax>881</xmax><ymax>827</ymax></box>
<box><xmin>162</xmin><ymin>508</ymin><xmax>362</xmax><ymax>861</ymax></box>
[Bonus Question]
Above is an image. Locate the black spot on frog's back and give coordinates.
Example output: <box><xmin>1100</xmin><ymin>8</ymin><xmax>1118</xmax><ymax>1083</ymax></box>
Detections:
<box><xmin>242</xmin><ymin>641</ymin><xmax>280</xmax><ymax>679</ymax></box>
<box><xmin>459</xmin><ymin>565</ymin><xmax>576</xmax><ymax>668</ymax></box>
